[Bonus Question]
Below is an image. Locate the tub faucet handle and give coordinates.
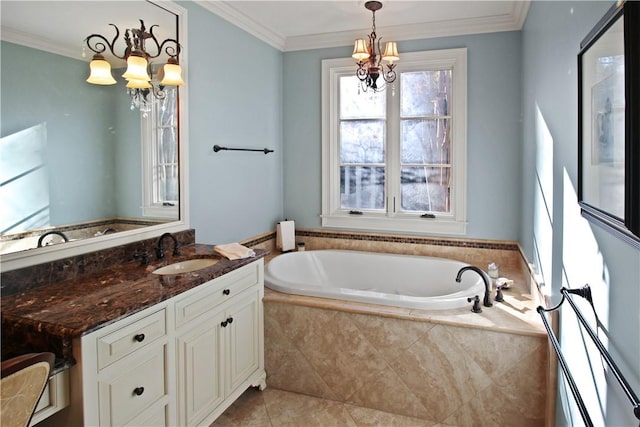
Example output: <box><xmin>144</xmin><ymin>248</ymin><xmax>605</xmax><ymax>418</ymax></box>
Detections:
<box><xmin>495</xmin><ymin>286</ymin><xmax>505</xmax><ymax>303</ymax></box>
<box><xmin>467</xmin><ymin>295</ymin><xmax>482</xmax><ymax>313</ymax></box>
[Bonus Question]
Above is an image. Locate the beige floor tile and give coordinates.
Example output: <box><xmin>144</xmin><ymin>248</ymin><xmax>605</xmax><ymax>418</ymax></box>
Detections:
<box><xmin>263</xmin><ymin>389</ymin><xmax>357</xmax><ymax>426</ymax></box>
<box><xmin>345</xmin><ymin>404</ymin><xmax>437</xmax><ymax>426</ymax></box>
<box><xmin>210</xmin><ymin>387</ymin><xmax>271</xmax><ymax>427</ymax></box>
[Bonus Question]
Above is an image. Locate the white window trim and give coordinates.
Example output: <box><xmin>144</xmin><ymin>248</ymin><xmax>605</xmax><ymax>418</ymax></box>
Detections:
<box><xmin>141</xmin><ymin>94</ymin><xmax>179</xmax><ymax>219</ymax></box>
<box><xmin>321</xmin><ymin>48</ymin><xmax>468</xmax><ymax>235</ymax></box>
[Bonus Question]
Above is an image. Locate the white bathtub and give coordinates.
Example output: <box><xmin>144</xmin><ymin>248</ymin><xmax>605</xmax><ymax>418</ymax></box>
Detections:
<box><xmin>264</xmin><ymin>250</ymin><xmax>486</xmax><ymax>310</ymax></box>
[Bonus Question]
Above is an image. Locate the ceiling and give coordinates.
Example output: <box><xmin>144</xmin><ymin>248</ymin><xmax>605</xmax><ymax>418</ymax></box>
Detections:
<box><xmin>0</xmin><ymin>1</ymin><xmax>530</xmax><ymax>58</ymax></box>
<box><xmin>198</xmin><ymin>0</ymin><xmax>531</xmax><ymax>51</ymax></box>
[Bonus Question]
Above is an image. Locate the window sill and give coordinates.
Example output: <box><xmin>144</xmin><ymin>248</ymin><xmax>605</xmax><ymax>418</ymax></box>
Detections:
<box><xmin>321</xmin><ymin>214</ymin><xmax>467</xmax><ymax>235</ymax></box>
<box><xmin>142</xmin><ymin>205</ymin><xmax>178</xmax><ymax>219</ymax></box>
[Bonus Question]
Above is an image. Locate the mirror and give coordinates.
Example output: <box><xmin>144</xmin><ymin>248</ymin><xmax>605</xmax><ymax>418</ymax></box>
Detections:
<box><xmin>0</xmin><ymin>1</ymin><xmax>189</xmax><ymax>269</ymax></box>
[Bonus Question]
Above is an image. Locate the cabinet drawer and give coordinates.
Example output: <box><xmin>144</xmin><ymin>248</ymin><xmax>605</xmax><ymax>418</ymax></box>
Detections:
<box><xmin>99</xmin><ymin>346</ymin><xmax>167</xmax><ymax>427</ymax></box>
<box><xmin>174</xmin><ymin>262</ymin><xmax>260</xmax><ymax>328</ymax></box>
<box><xmin>97</xmin><ymin>309</ymin><xmax>166</xmax><ymax>370</ymax></box>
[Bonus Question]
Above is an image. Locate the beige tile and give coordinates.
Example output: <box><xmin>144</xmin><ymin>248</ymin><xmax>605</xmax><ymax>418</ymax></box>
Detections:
<box><xmin>441</xmin><ymin>383</ymin><xmax>544</xmax><ymax>427</ymax></box>
<box><xmin>349</xmin><ymin>312</ymin><xmax>435</xmax><ymax>363</ymax></box>
<box><xmin>210</xmin><ymin>388</ymin><xmax>271</xmax><ymax>427</ymax></box>
<box><xmin>345</xmin><ymin>403</ymin><xmax>437</xmax><ymax>426</ymax></box>
<box><xmin>262</xmin><ymin>389</ymin><xmax>357</xmax><ymax>427</ymax></box>
<box><xmin>347</xmin><ymin>366</ymin><xmax>431</xmax><ymax>420</ymax></box>
<box><xmin>264</xmin><ymin>309</ymin><xmax>337</xmax><ymax>400</ymax></box>
<box><xmin>389</xmin><ymin>325</ymin><xmax>493</xmax><ymax>423</ymax></box>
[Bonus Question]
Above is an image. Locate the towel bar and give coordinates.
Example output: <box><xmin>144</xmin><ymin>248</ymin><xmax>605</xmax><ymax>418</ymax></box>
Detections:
<box><xmin>537</xmin><ymin>285</ymin><xmax>640</xmax><ymax>426</ymax></box>
<box><xmin>213</xmin><ymin>145</ymin><xmax>274</xmax><ymax>154</ymax></box>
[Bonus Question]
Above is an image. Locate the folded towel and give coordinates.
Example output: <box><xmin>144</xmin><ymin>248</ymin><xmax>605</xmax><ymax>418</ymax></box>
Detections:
<box><xmin>214</xmin><ymin>243</ymin><xmax>256</xmax><ymax>260</ymax></box>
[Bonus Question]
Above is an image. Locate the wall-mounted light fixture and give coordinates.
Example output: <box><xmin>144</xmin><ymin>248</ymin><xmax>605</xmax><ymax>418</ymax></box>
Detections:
<box><xmin>85</xmin><ymin>20</ymin><xmax>183</xmax><ymax>111</ymax></box>
<box><xmin>352</xmin><ymin>1</ymin><xmax>399</xmax><ymax>93</ymax></box>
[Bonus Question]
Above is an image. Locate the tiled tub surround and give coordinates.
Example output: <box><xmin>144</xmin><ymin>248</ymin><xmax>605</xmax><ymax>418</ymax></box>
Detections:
<box><xmin>259</xmin><ymin>228</ymin><xmax>549</xmax><ymax>426</ymax></box>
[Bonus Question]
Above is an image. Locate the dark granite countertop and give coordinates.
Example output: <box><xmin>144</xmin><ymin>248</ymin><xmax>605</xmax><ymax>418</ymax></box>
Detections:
<box><xmin>1</xmin><ymin>244</ymin><xmax>267</xmax><ymax>367</ymax></box>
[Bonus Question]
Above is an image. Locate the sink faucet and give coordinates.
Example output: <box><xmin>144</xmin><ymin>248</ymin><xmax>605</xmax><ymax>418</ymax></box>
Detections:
<box><xmin>37</xmin><ymin>230</ymin><xmax>69</xmax><ymax>248</ymax></box>
<box><xmin>155</xmin><ymin>233</ymin><xmax>180</xmax><ymax>260</ymax></box>
<box><xmin>456</xmin><ymin>266</ymin><xmax>493</xmax><ymax>308</ymax></box>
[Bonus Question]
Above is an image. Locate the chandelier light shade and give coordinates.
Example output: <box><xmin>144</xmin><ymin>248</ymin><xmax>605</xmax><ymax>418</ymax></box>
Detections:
<box><xmin>85</xmin><ymin>20</ymin><xmax>183</xmax><ymax>111</ymax></box>
<box><xmin>86</xmin><ymin>54</ymin><xmax>117</xmax><ymax>85</ymax></box>
<box><xmin>352</xmin><ymin>1</ymin><xmax>399</xmax><ymax>93</ymax></box>
<box><xmin>122</xmin><ymin>53</ymin><xmax>152</xmax><ymax>82</ymax></box>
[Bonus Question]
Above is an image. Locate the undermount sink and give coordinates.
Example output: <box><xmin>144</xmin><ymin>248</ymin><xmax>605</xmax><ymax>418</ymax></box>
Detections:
<box><xmin>153</xmin><ymin>259</ymin><xmax>219</xmax><ymax>275</ymax></box>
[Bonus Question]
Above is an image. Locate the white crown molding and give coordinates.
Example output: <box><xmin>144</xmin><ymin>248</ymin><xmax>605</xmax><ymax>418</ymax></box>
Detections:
<box><xmin>1</xmin><ymin>27</ymin><xmax>84</xmax><ymax>61</ymax></box>
<box><xmin>198</xmin><ymin>1</ymin><xmax>530</xmax><ymax>53</ymax></box>
<box><xmin>285</xmin><ymin>1</ymin><xmax>531</xmax><ymax>52</ymax></box>
<box><xmin>195</xmin><ymin>0</ymin><xmax>286</xmax><ymax>50</ymax></box>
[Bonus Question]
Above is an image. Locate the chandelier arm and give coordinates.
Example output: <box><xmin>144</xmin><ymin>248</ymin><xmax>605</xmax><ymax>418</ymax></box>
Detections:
<box><xmin>85</xmin><ymin>24</ymin><xmax>125</xmax><ymax>59</ymax></box>
<box><xmin>143</xmin><ymin>24</ymin><xmax>163</xmax><ymax>59</ymax></box>
<box><xmin>157</xmin><ymin>39</ymin><xmax>182</xmax><ymax>61</ymax></box>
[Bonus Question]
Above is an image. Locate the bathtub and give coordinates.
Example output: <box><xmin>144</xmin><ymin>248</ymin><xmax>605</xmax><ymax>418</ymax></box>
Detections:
<box><xmin>264</xmin><ymin>250</ymin><xmax>486</xmax><ymax>310</ymax></box>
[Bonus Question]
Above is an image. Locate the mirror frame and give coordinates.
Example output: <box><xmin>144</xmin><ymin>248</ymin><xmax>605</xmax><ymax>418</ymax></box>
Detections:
<box><xmin>577</xmin><ymin>0</ymin><xmax>640</xmax><ymax>249</ymax></box>
<box><xmin>0</xmin><ymin>0</ymin><xmax>189</xmax><ymax>272</ymax></box>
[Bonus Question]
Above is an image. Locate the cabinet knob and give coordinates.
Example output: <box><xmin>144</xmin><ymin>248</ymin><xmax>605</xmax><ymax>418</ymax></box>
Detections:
<box><xmin>222</xmin><ymin>289</ymin><xmax>230</xmax><ymax>295</ymax></box>
<box><xmin>133</xmin><ymin>387</ymin><xmax>145</xmax><ymax>396</ymax></box>
<box><xmin>134</xmin><ymin>333</ymin><xmax>145</xmax><ymax>342</ymax></box>
<box><xmin>227</xmin><ymin>317</ymin><xmax>233</xmax><ymax>324</ymax></box>
<box><xmin>221</xmin><ymin>320</ymin><xmax>228</xmax><ymax>327</ymax></box>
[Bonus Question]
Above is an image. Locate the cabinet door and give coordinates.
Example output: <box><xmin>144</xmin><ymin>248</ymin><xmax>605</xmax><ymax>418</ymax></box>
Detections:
<box><xmin>176</xmin><ymin>311</ymin><xmax>225</xmax><ymax>426</ymax></box>
<box><xmin>225</xmin><ymin>289</ymin><xmax>260</xmax><ymax>394</ymax></box>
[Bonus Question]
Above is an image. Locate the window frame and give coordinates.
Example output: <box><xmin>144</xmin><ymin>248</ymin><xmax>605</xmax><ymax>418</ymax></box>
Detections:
<box><xmin>321</xmin><ymin>48</ymin><xmax>468</xmax><ymax>234</ymax></box>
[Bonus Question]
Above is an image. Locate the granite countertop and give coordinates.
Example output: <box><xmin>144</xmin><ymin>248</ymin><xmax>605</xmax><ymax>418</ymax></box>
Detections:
<box><xmin>1</xmin><ymin>244</ymin><xmax>267</xmax><ymax>368</ymax></box>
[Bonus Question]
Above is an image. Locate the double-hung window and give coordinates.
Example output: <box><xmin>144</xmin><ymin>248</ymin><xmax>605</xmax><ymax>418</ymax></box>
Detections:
<box><xmin>141</xmin><ymin>87</ymin><xmax>179</xmax><ymax>218</ymax></box>
<box><xmin>322</xmin><ymin>48</ymin><xmax>467</xmax><ymax>234</ymax></box>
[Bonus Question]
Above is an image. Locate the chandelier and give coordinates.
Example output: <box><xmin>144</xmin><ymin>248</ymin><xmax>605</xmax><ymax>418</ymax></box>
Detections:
<box><xmin>85</xmin><ymin>20</ymin><xmax>184</xmax><ymax>111</ymax></box>
<box><xmin>352</xmin><ymin>1</ymin><xmax>399</xmax><ymax>93</ymax></box>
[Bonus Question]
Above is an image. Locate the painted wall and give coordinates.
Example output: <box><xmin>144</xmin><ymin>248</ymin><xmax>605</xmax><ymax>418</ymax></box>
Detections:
<box><xmin>521</xmin><ymin>2</ymin><xmax>640</xmax><ymax>425</ymax></box>
<box><xmin>282</xmin><ymin>32</ymin><xmax>523</xmax><ymax>240</ymax></box>
<box><xmin>180</xmin><ymin>2</ymin><xmax>284</xmax><ymax>245</ymax></box>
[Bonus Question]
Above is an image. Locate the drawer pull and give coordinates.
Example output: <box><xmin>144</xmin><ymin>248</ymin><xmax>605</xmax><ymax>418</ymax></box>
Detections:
<box><xmin>134</xmin><ymin>333</ymin><xmax>146</xmax><ymax>342</ymax></box>
<box><xmin>133</xmin><ymin>386</ymin><xmax>145</xmax><ymax>396</ymax></box>
<box><xmin>221</xmin><ymin>317</ymin><xmax>233</xmax><ymax>327</ymax></box>
<box><xmin>222</xmin><ymin>289</ymin><xmax>230</xmax><ymax>295</ymax></box>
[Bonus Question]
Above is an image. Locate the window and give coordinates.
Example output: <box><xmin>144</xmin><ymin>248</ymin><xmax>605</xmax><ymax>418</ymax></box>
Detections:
<box><xmin>141</xmin><ymin>87</ymin><xmax>179</xmax><ymax>218</ymax></box>
<box><xmin>322</xmin><ymin>48</ymin><xmax>467</xmax><ymax>234</ymax></box>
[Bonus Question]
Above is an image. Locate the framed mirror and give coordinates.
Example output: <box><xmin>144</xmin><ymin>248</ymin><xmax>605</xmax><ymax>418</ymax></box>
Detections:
<box><xmin>0</xmin><ymin>1</ymin><xmax>189</xmax><ymax>270</ymax></box>
<box><xmin>578</xmin><ymin>0</ymin><xmax>639</xmax><ymax>248</ymax></box>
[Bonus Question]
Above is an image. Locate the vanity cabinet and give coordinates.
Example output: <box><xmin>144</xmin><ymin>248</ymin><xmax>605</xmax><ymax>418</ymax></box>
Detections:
<box><xmin>175</xmin><ymin>261</ymin><xmax>264</xmax><ymax>426</ymax></box>
<box><xmin>66</xmin><ymin>259</ymin><xmax>265</xmax><ymax>427</ymax></box>
<box><xmin>81</xmin><ymin>307</ymin><xmax>172</xmax><ymax>427</ymax></box>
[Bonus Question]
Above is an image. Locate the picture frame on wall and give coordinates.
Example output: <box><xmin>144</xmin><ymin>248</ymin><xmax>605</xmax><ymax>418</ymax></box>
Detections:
<box><xmin>578</xmin><ymin>0</ymin><xmax>640</xmax><ymax>248</ymax></box>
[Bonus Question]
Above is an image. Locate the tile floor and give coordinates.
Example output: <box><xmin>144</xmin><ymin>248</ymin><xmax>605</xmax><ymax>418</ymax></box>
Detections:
<box><xmin>211</xmin><ymin>387</ymin><xmax>447</xmax><ymax>426</ymax></box>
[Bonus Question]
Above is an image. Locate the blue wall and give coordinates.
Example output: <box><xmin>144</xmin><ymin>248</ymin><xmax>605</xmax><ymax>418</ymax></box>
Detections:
<box><xmin>282</xmin><ymin>32</ymin><xmax>523</xmax><ymax>240</ymax></box>
<box><xmin>521</xmin><ymin>2</ymin><xmax>640</xmax><ymax>425</ymax></box>
<box><xmin>181</xmin><ymin>2</ymin><xmax>284</xmax><ymax>245</ymax></box>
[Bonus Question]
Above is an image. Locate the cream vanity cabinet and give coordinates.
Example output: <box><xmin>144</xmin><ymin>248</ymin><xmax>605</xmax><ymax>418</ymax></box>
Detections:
<box><xmin>70</xmin><ymin>259</ymin><xmax>265</xmax><ymax>427</ymax></box>
<box><xmin>174</xmin><ymin>260</ymin><xmax>265</xmax><ymax>426</ymax></box>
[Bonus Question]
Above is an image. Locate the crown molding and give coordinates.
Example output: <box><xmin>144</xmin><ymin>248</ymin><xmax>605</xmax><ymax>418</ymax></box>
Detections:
<box><xmin>200</xmin><ymin>1</ymin><xmax>530</xmax><ymax>53</ymax></box>
<box><xmin>285</xmin><ymin>1</ymin><xmax>531</xmax><ymax>51</ymax></box>
<box><xmin>195</xmin><ymin>0</ymin><xmax>286</xmax><ymax>50</ymax></box>
<box><xmin>1</xmin><ymin>27</ymin><xmax>84</xmax><ymax>61</ymax></box>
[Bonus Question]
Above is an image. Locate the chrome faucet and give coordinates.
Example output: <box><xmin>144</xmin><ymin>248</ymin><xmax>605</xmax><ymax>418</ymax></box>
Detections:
<box><xmin>37</xmin><ymin>230</ymin><xmax>69</xmax><ymax>247</ymax></box>
<box><xmin>456</xmin><ymin>266</ymin><xmax>493</xmax><ymax>307</ymax></box>
<box><xmin>155</xmin><ymin>233</ymin><xmax>180</xmax><ymax>260</ymax></box>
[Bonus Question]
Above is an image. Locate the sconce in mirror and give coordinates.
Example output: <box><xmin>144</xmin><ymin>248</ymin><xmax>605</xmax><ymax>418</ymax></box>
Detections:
<box><xmin>85</xmin><ymin>19</ymin><xmax>184</xmax><ymax>112</ymax></box>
